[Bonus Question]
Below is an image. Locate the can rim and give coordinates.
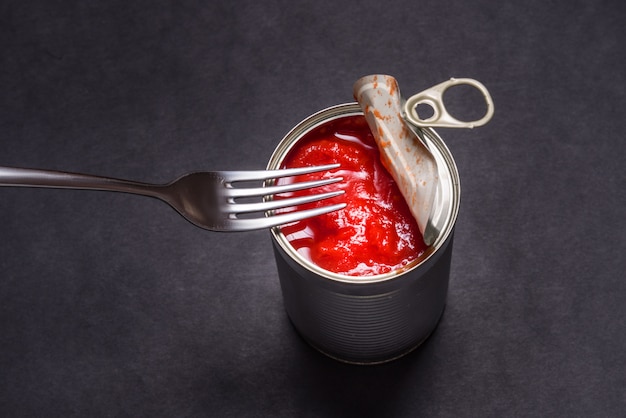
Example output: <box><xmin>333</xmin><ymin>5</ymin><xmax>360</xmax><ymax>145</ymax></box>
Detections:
<box><xmin>267</xmin><ymin>103</ymin><xmax>460</xmax><ymax>284</ymax></box>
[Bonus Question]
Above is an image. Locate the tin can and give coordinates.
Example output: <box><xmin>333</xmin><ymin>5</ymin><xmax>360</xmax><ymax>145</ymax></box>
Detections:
<box><xmin>267</xmin><ymin>103</ymin><xmax>460</xmax><ymax>364</ymax></box>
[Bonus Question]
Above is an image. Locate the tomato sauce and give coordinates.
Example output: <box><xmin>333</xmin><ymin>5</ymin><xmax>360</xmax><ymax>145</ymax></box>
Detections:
<box><xmin>277</xmin><ymin>115</ymin><xmax>427</xmax><ymax>276</ymax></box>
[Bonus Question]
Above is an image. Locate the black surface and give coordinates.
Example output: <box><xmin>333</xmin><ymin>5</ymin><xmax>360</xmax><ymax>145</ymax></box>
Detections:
<box><xmin>1</xmin><ymin>1</ymin><xmax>624</xmax><ymax>416</ymax></box>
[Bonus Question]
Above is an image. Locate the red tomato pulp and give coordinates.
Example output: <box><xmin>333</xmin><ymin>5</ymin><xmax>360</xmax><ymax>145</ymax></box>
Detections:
<box><xmin>277</xmin><ymin>115</ymin><xmax>427</xmax><ymax>276</ymax></box>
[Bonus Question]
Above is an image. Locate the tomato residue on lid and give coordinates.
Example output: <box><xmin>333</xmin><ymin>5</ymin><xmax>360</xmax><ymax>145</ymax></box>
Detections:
<box><xmin>277</xmin><ymin>114</ymin><xmax>427</xmax><ymax>276</ymax></box>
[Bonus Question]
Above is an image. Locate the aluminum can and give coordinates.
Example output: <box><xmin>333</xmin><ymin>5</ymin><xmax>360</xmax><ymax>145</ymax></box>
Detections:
<box><xmin>267</xmin><ymin>103</ymin><xmax>460</xmax><ymax>364</ymax></box>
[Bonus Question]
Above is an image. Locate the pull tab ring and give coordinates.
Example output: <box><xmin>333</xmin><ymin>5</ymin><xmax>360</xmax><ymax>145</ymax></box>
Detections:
<box><xmin>403</xmin><ymin>78</ymin><xmax>494</xmax><ymax>128</ymax></box>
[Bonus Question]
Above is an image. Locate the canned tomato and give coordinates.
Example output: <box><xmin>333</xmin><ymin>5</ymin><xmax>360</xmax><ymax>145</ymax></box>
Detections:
<box><xmin>267</xmin><ymin>102</ymin><xmax>460</xmax><ymax>364</ymax></box>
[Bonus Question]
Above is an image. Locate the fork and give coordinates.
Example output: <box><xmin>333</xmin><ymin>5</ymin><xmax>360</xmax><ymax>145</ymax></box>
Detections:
<box><xmin>0</xmin><ymin>164</ymin><xmax>346</xmax><ymax>232</ymax></box>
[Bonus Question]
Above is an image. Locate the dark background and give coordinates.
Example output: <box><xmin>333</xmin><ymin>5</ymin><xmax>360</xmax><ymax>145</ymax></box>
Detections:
<box><xmin>1</xmin><ymin>0</ymin><xmax>624</xmax><ymax>416</ymax></box>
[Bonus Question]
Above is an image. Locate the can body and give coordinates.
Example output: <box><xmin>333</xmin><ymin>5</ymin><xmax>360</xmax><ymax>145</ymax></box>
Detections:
<box><xmin>267</xmin><ymin>103</ymin><xmax>460</xmax><ymax>364</ymax></box>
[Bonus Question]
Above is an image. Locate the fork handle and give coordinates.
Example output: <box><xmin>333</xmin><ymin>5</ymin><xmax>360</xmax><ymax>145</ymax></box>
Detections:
<box><xmin>0</xmin><ymin>166</ymin><xmax>164</xmax><ymax>198</ymax></box>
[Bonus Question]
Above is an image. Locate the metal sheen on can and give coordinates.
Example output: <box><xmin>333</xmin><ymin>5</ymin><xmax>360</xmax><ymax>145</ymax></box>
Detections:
<box><xmin>267</xmin><ymin>103</ymin><xmax>460</xmax><ymax>364</ymax></box>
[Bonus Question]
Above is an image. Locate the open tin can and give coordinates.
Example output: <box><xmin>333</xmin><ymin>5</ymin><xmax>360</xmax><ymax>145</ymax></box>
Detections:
<box><xmin>267</xmin><ymin>102</ymin><xmax>460</xmax><ymax>365</ymax></box>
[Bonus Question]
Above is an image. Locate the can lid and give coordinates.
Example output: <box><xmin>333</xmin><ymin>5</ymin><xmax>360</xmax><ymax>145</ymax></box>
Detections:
<box><xmin>354</xmin><ymin>75</ymin><xmax>493</xmax><ymax>245</ymax></box>
<box><xmin>353</xmin><ymin>75</ymin><xmax>438</xmax><ymax>244</ymax></box>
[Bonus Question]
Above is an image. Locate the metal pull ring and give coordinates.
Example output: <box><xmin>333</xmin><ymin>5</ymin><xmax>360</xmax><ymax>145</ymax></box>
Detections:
<box><xmin>403</xmin><ymin>78</ymin><xmax>494</xmax><ymax>128</ymax></box>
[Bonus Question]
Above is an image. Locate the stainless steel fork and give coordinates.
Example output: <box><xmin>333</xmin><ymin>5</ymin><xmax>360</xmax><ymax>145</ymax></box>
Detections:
<box><xmin>0</xmin><ymin>164</ymin><xmax>346</xmax><ymax>231</ymax></box>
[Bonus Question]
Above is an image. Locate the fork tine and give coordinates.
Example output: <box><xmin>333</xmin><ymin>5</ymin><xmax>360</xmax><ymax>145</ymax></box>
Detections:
<box><xmin>227</xmin><ymin>177</ymin><xmax>342</xmax><ymax>199</ymax></box>
<box><xmin>228</xmin><ymin>190</ymin><xmax>345</xmax><ymax>214</ymax></box>
<box><xmin>226</xmin><ymin>203</ymin><xmax>348</xmax><ymax>231</ymax></box>
<box><xmin>219</xmin><ymin>164</ymin><xmax>340</xmax><ymax>183</ymax></box>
